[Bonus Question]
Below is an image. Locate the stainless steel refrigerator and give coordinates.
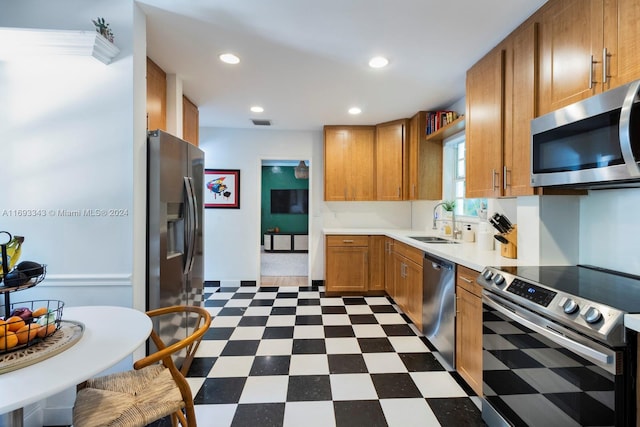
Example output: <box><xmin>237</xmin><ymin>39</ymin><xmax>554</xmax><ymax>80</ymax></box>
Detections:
<box><xmin>147</xmin><ymin>129</ymin><xmax>204</xmax><ymax>370</ymax></box>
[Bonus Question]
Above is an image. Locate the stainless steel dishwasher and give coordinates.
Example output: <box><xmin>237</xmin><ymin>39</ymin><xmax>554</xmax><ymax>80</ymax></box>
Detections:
<box><xmin>422</xmin><ymin>252</ymin><xmax>456</xmax><ymax>370</ymax></box>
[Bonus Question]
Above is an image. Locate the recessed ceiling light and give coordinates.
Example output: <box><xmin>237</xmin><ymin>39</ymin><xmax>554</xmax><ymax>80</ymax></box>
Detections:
<box><xmin>368</xmin><ymin>56</ymin><xmax>389</xmax><ymax>68</ymax></box>
<box><xmin>250</xmin><ymin>106</ymin><xmax>264</xmax><ymax>113</ymax></box>
<box><xmin>219</xmin><ymin>53</ymin><xmax>240</xmax><ymax>64</ymax></box>
<box><xmin>348</xmin><ymin>107</ymin><xmax>362</xmax><ymax>115</ymax></box>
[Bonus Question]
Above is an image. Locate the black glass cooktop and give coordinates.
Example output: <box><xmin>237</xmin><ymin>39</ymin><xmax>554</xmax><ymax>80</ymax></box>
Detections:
<box><xmin>495</xmin><ymin>265</ymin><xmax>640</xmax><ymax>313</ymax></box>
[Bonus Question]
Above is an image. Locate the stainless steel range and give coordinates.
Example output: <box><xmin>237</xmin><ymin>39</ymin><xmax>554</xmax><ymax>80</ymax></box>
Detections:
<box><xmin>477</xmin><ymin>265</ymin><xmax>640</xmax><ymax>427</ymax></box>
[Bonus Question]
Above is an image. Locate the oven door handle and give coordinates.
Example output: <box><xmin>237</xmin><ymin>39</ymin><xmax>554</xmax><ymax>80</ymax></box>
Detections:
<box><xmin>483</xmin><ymin>293</ymin><xmax>613</xmax><ymax>367</ymax></box>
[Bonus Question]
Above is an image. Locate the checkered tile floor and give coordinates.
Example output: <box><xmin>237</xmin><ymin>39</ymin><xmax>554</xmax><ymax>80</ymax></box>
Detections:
<box><xmin>180</xmin><ymin>283</ymin><xmax>485</xmax><ymax>427</ymax></box>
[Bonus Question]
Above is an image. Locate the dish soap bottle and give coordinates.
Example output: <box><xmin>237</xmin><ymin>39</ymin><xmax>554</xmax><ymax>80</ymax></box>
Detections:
<box><xmin>463</xmin><ymin>224</ymin><xmax>475</xmax><ymax>243</ymax></box>
<box><xmin>0</xmin><ymin>234</ymin><xmax>24</xmax><ymax>276</ymax></box>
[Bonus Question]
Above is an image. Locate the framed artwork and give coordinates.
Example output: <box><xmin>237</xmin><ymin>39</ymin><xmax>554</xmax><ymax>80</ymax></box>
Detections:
<box><xmin>204</xmin><ymin>169</ymin><xmax>240</xmax><ymax>209</ymax></box>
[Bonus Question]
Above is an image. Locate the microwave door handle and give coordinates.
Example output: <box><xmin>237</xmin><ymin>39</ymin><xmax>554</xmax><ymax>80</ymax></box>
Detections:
<box><xmin>619</xmin><ymin>79</ymin><xmax>640</xmax><ymax>177</ymax></box>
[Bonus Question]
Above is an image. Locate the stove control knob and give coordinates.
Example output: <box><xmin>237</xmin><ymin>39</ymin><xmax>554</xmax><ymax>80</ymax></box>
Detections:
<box><xmin>493</xmin><ymin>274</ymin><xmax>505</xmax><ymax>285</ymax></box>
<box><xmin>563</xmin><ymin>299</ymin><xmax>579</xmax><ymax>314</ymax></box>
<box><xmin>584</xmin><ymin>307</ymin><xmax>602</xmax><ymax>324</ymax></box>
<box><xmin>482</xmin><ymin>269</ymin><xmax>494</xmax><ymax>281</ymax></box>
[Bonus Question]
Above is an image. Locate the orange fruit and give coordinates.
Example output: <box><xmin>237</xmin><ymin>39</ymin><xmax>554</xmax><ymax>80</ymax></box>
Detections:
<box><xmin>0</xmin><ymin>332</ymin><xmax>18</xmax><ymax>351</ymax></box>
<box><xmin>0</xmin><ymin>319</ymin><xmax>7</xmax><ymax>337</ymax></box>
<box><xmin>6</xmin><ymin>316</ymin><xmax>25</xmax><ymax>332</ymax></box>
<box><xmin>32</xmin><ymin>307</ymin><xmax>48</xmax><ymax>318</ymax></box>
<box><xmin>37</xmin><ymin>323</ymin><xmax>57</xmax><ymax>338</ymax></box>
<box><xmin>16</xmin><ymin>324</ymin><xmax>40</xmax><ymax>345</ymax></box>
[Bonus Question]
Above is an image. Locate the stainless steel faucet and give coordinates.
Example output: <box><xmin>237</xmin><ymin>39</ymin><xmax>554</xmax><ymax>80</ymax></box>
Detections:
<box><xmin>432</xmin><ymin>202</ymin><xmax>457</xmax><ymax>238</ymax></box>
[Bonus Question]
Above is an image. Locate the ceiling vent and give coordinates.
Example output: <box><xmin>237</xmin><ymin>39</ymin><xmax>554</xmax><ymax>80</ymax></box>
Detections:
<box><xmin>251</xmin><ymin>119</ymin><xmax>272</xmax><ymax>126</ymax></box>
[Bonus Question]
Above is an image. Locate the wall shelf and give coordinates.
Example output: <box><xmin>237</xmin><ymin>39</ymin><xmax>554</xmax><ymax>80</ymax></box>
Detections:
<box><xmin>0</xmin><ymin>28</ymin><xmax>119</xmax><ymax>64</ymax></box>
<box><xmin>425</xmin><ymin>116</ymin><xmax>465</xmax><ymax>143</ymax></box>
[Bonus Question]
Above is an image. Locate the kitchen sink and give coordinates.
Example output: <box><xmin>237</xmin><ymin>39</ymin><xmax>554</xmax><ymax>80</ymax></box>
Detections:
<box><xmin>409</xmin><ymin>236</ymin><xmax>459</xmax><ymax>244</ymax></box>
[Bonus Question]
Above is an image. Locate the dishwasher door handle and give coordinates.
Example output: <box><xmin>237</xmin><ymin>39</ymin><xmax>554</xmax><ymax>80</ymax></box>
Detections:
<box><xmin>424</xmin><ymin>254</ymin><xmax>453</xmax><ymax>271</ymax></box>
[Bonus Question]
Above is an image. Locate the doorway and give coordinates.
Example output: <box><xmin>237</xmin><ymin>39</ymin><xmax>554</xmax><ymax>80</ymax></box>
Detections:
<box><xmin>259</xmin><ymin>159</ymin><xmax>310</xmax><ymax>286</ymax></box>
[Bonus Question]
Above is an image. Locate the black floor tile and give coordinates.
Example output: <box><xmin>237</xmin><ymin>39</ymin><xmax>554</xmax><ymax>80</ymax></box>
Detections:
<box><xmin>349</xmin><ymin>314</ymin><xmax>378</xmax><ymax>324</ymax></box>
<box><xmin>186</xmin><ymin>357</ymin><xmax>216</xmax><ymax>377</ymax></box>
<box><xmin>276</xmin><ymin>292</ymin><xmax>298</xmax><ymax>299</ymax></box>
<box><xmin>218</xmin><ymin>287</ymin><xmax>240</xmax><ymax>293</ymax></box>
<box><xmin>249</xmin><ymin>355</ymin><xmax>291</xmax><ymax>376</ymax></box>
<box><xmin>371</xmin><ymin>373</ymin><xmax>423</xmax><ymax>398</ymax></box>
<box><xmin>399</xmin><ymin>352</ymin><xmax>445</xmax><ymax>372</ymax></box>
<box><xmin>286</xmin><ymin>375</ymin><xmax>332</xmax><ymax>401</ymax></box>
<box><xmin>489</xmin><ymin>349</ymin><xmax>544</xmax><ymax>369</ymax></box>
<box><xmin>483</xmin><ymin>370</ymin><xmax>538</xmax><ymax>395</ymax></box>
<box><xmin>334</xmin><ymin>400</ymin><xmax>387</xmax><ymax>427</ymax></box>
<box><xmin>551</xmin><ymin>366</ymin><xmax>614</xmax><ymax>391</ymax></box>
<box><xmin>358</xmin><ymin>337</ymin><xmax>394</xmax><ymax>353</ymax></box>
<box><xmin>262</xmin><ymin>326</ymin><xmax>294</xmax><ymax>339</ymax></box>
<box><xmin>324</xmin><ymin>325</ymin><xmax>355</xmax><ymax>338</ymax></box>
<box><xmin>218</xmin><ymin>307</ymin><xmax>246</xmax><ymax>316</ymax></box>
<box><xmin>420</xmin><ymin>336</ymin><xmax>438</xmax><ymax>351</ymax></box>
<box><xmin>370</xmin><ymin>305</ymin><xmax>398</xmax><ymax>313</ymax></box>
<box><xmin>292</xmin><ymin>338</ymin><xmax>326</xmax><ymax>354</ymax></box>
<box><xmin>257</xmin><ymin>286</ymin><xmax>279</xmax><ymax>292</ymax></box>
<box><xmin>249</xmin><ymin>299</ymin><xmax>274</xmax><ymax>306</ymax></box>
<box><xmin>295</xmin><ymin>315</ymin><xmax>323</xmax><ymax>325</ymax></box>
<box><xmin>193</xmin><ymin>377</ymin><xmax>246</xmax><ymax>404</ymax></box>
<box><xmin>204</xmin><ymin>299</ymin><xmax>227</xmax><ymax>307</ymax></box>
<box><xmin>238</xmin><ymin>316</ymin><xmax>269</xmax><ymax>326</ymax></box>
<box><xmin>544</xmin><ymin>391</ymin><xmax>615</xmax><ymax>425</ymax></box>
<box><xmin>382</xmin><ymin>324</ymin><xmax>416</xmax><ymax>336</ymax></box>
<box><xmin>271</xmin><ymin>306</ymin><xmax>297</xmax><ymax>315</ymax></box>
<box><xmin>343</xmin><ymin>297</ymin><xmax>367</xmax><ymax>305</ymax></box>
<box><xmin>221</xmin><ymin>340</ymin><xmax>260</xmax><ymax>356</ymax></box>
<box><xmin>328</xmin><ymin>354</ymin><xmax>368</xmax><ymax>374</ymax></box>
<box><xmin>203</xmin><ymin>327</ymin><xmax>234</xmax><ymax>340</ymax></box>
<box><xmin>427</xmin><ymin>397</ymin><xmax>485</xmax><ymax>427</ymax></box>
<box><xmin>321</xmin><ymin>306</ymin><xmax>348</xmax><ymax>314</ymax></box>
<box><xmin>231</xmin><ymin>403</ymin><xmax>285</xmax><ymax>427</ymax></box>
<box><xmin>231</xmin><ymin>293</ymin><xmax>255</xmax><ymax>299</ymax></box>
<box><xmin>240</xmin><ymin>280</ymin><xmax>257</xmax><ymax>286</ymax></box>
<box><xmin>297</xmin><ymin>298</ymin><xmax>320</xmax><ymax>306</ymax></box>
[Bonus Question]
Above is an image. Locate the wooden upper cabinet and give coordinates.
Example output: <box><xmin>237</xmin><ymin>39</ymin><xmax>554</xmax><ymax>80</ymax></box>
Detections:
<box><xmin>538</xmin><ymin>0</ymin><xmax>640</xmax><ymax>115</ymax></box>
<box><xmin>146</xmin><ymin>57</ymin><xmax>166</xmax><ymax>132</ymax></box>
<box><xmin>324</xmin><ymin>126</ymin><xmax>375</xmax><ymax>201</ymax></box>
<box><xmin>603</xmin><ymin>0</ymin><xmax>640</xmax><ymax>90</ymax></box>
<box><xmin>376</xmin><ymin>119</ymin><xmax>408</xmax><ymax>201</ymax></box>
<box><xmin>182</xmin><ymin>95</ymin><xmax>199</xmax><ymax>146</ymax></box>
<box><xmin>466</xmin><ymin>46</ymin><xmax>505</xmax><ymax>199</ymax></box>
<box><xmin>408</xmin><ymin>112</ymin><xmax>443</xmax><ymax>200</ymax></box>
<box><xmin>503</xmin><ymin>21</ymin><xmax>538</xmax><ymax>196</ymax></box>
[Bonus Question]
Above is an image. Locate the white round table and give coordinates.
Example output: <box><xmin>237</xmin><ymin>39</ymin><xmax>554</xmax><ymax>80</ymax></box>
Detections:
<box><xmin>0</xmin><ymin>306</ymin><xmax>152</xmax><ymax>426</ymax></box>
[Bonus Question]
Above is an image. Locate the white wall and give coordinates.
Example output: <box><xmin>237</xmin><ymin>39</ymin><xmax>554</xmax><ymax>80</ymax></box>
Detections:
<box><xmin>0</xmin><ymin>0</ymin><xmax>144</xmax><ymax>308</ymax></box>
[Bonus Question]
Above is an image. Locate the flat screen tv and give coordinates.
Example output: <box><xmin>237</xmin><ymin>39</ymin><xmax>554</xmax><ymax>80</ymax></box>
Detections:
<box><xmin>271</xmin><ymin>189</ymin><xmax>308</xmax><ymax>214</ymax></box>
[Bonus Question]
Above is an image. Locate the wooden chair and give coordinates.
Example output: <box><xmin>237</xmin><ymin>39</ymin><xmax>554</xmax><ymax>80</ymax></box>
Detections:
<box><xmin>73</xmin><ymin>305</ymin><xmax>212</xmax><ymax>427</ymax></box>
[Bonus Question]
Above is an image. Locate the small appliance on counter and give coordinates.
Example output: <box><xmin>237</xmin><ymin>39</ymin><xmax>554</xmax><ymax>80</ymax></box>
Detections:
<box><xmin>489</xmin><ymin>213</ymin><xmax>516</xmax><ymax>258</ymax></box>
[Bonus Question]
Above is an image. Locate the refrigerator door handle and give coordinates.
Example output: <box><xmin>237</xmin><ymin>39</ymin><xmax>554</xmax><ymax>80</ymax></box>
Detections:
<box><xmin>183</xmin><ymin>176</ymin><xmax>197</xmax><ymax>275</ymax></box>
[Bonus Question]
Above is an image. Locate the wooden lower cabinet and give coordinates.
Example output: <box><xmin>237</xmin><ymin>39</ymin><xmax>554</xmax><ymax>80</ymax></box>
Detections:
<box><xmin>455</xmin><ymin>265</ymin><xmax>483</xmax><ymax>395</ymax></box>
<box><xmin>384</xmin><ymin>237</ymin><xmax>396</xmax><ymax>299</ymax></box>
<box><xmin>325</xmin><ymin>235</ymin><xmax>385</xmax><ymax>294</ymax></box>
<box><xmin>392</xmin><ymin>241</ymin><xmax>424</xmax><ymax>330</ymax></box>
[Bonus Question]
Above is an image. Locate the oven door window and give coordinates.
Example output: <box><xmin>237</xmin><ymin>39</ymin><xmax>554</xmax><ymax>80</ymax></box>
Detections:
<box><xmin>532</xmin><ymin>110</ymin><xmax>625</xmax><ymax>174</ymax></box>
<box><xmin>482</xmin><ymin>304</ymin><xmax>617</xmax><ymax>426</ymax></box>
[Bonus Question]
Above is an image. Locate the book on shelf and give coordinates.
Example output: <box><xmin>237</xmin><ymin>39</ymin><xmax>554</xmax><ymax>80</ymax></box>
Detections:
<box><xmin>425</xmin><ymin>110</ymin><xmax>460</xmax><ymax>135</ymax></box>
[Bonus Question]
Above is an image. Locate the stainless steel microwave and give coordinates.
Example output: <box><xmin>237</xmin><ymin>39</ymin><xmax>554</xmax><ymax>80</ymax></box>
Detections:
<box><xmin>531</xmin><ymin>79</ymin><xmax>640</xmax><ymax>188</ymax></box>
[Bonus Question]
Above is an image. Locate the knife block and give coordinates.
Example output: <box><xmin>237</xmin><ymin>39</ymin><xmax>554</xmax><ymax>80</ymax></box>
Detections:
<box><xmin>500</xmin><ymin>225</ymin><xmax>517</xmax><ymax>259</ymax></box>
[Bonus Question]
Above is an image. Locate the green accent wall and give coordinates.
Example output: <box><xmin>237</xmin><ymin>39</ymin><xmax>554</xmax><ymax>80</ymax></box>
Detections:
<box><xmin>261</xmin><ymin>165</ymin><xmax>309</xmax><ymax>244</ymax></box>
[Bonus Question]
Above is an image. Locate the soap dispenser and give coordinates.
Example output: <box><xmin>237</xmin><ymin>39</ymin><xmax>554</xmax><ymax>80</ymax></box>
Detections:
<box><xmin>463</xmin><ymin>224</ymin><xmax>475</xmax><ymax>242</ymax></box>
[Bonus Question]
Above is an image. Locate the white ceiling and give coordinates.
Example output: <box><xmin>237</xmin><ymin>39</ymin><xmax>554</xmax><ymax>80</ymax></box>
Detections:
<box><xmin>137</xmin><ymin>0</ymin><xmax>548</xmax><ymax>131</ymax></box>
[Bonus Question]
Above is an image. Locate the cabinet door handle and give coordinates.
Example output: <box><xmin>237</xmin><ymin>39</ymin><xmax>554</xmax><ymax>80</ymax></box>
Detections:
<box><xmin>492</xmin><ymin>169</ymin><xmax>500</xmax><ymax>190</ymax></box>
<box><xmin>342</xmin><ymin>239</ymin><xmax>355</xmax><ymax>243</ymax></box>
<box><xmin>397</xmin><ymin>187</ymin><xmax>401</xmax><ymax>198</ymax></box>
<box><xmin>603</xmin><ymin>47</ymin><xmax>610</xmax><ymax>84</ymax></box>
<box><xmin>589</xmin><ymin>54</ymin><xmax>599</xmax><ymax>89</ymax></box>
<box><xmin>503</xmin><ymin>166</ymin><xmax>509</xmax><ymax>190</ymax></box>
<box><xmin>412</xmin><ymin>184</ymin><xmax>416</xmax><ymax>198</ymax></box>
<box><xmin>459</xmin><ymin>276</ymin><xmax>473</xmax><ymax>283</ymax></box>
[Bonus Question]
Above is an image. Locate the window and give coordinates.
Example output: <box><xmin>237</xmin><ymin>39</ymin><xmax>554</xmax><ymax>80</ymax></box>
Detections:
<box><xmin>443</xmin><ymin>133</ymin><xmax>487</xmax><ymax>217</ymax></box>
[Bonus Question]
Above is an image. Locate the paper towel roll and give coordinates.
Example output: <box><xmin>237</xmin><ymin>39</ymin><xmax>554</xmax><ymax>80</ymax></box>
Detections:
<box><xmin>477</xmin><ymin>231</ymin><xmax>494</xmax><ymax>251</ymax></box>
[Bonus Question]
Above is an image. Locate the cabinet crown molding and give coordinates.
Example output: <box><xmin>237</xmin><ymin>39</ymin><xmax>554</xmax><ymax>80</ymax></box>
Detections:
<box><xmin>0</xmin><ymin>27</ymin><xmax>120</xmax><ymax>64</ymax></box>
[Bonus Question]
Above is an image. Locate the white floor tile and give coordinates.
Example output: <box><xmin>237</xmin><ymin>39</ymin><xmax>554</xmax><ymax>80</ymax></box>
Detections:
<box><xmin>278</xmin><ymin>286</ymin><xmax>300</xmax><ymax>293</ymax></box>
<box><xmin>298</xmin><ymin>291</ymin><xmax>320</xmax><ymax>299</ymax></box>
<box><xmin>344</xmin><ymin>305</ymin><xmax>373</xmax><ymax>315</ymax></box>
<box><xmin>242</xmin><ymin>306</ymin><xmax>272</xmax><ymax>316</ymax></box>
<box><xmin>253</xmin><ymin>292</ymin><xmax>278</xmax><ymax>300</ymax></box>
<box><xmin>239</xmin><ymin>376</ymin><xmax>289</xmax><ymax>403</ymax></box>
<box><xmin>388</xmin><ymin>336</ymin><xmax>430</xmax><ymax>353</ymax></box>
<box><xmin>186</xmin><ymin>377</ymin><xmax>206</xmax><ymax>397</ymax></box>
<box><xmin>209</xmin><ymin>292</ymin><xmax>235</xmax><ymax>300</ymax></box>
<box><xmin>352</xmin><ymin>324</ymin><xmax>386</xmax><ymax>338</ymax></box>
<box><xmin>204</xmin><ymin>307</ymin><xmax>222</xmax><ymax>317</ymax></box>
<box><xmin>229</xmin><ymin>326</ymin><xmax>265</xmax><ymax>340</ymax></box>
<box><xmin>220</xmin><ymin>280</ymin><xmax>241</xmax><ymax>287</ymax></box>
<box><xmin>410</xmin><ymin>371</ymin><xmax>468</xmax><ymax>398</ymax></box>
<box><xmin>325</xmin><ymin>337</ymin><xmax>361</xmax><ymax>354</ymax></box>
<box><xmin>194</xmin><ymin>404</ymin><xmax>237</xmax><ymax>427</ymax></box>
<box><xmin>293</xmin><ymin>325</ymin><xmax>325</xmax><ymax>339</ymax></box>
<box><xmin>266</xmin><ymin>315</ymin><xmax>297</xmax><ymax>327</ymax></box>
<box><xmin>283</xmin><ymin>401</ymin><xmax>336</xmax><ymax>427</ymax></box>
<box><xmin>322</xmin><ymin>314</ymin><xmax>351</xmax><ymax>326</ymax></box>
<box><xmin>224</xmin><ymin>299</ymin><xmax>252</xmax><ymax>308</ymax></box>
<box><xmin>208</xmin><ymin>356</ymin><xmax>254</xmax><ymax>377</ymax></box>
<box><xmin>380</xmin><ymin>398</ymin><xmax>441</xmax><ymax>427</ymax></box>
<box><xmin>374</xmin><ymin>313</ymin><xmax>407</xmax><ymax>324</ymax></box>
<box><xmin>365</xmin><ymin>296</ymin><xmax>393</xmax><ymax>305</ymax></box>
<box><xmin>256</xmin><ymin>339</ymin><xmax>294</xmax><ymax>356</ymax></box>
<box><xmin>363</xmin><ymin>353</ymin><xmax>407</xmax><ymax>373</ymax></box>
<box><xmin>194</xmin><ymin>340</ymin><xmax>227</xmax><ymax>358</ymax></box>
<box><xmin>210</xmin><ymin>316</ymin><xmax>242</xmax><ymax>328</ymax></box>
<box><xmin>296</xmin><ymin>305</ymin><xmax>322</xmax><ymax>316</ymax></box>
<box><xmin>329</xmin><ymin>373</ymin><xmax>378</xmax><ymax>400</ymax></box>
<box><xmin>289</xmin><ymin>354</ymin><xmax>330</xmax><ymax>375</ymax></box>
<box><xmin>319</xmin><ymin>297</ymin><xmax>345</xmax><ymax>306</ymax></box>
<box><xmin>272</xmin><ymin>298</ymin><xmax>299</xmax><ymax>307</ymax></box>
<box><xmin>236</xmin><ymin>286</ymin><xmax>258</xmax><ymax>293</ymax></box>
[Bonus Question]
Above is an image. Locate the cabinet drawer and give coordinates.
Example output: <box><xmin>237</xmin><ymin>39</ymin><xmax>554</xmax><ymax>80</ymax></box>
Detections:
<box><xmin>393</xmin><ymin>241</ymin><xmax>424</xmax><ymax>265</ymax></box>
<box><xmin>457</xmin><ymin>265</ymin><xmax>482</xmax><ymax>297</ymax></box>
<box><xmin>326</xmin><ymin>235</ymin><xmax>369</xmax><ymax>247</ymax></box>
